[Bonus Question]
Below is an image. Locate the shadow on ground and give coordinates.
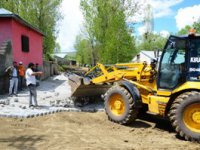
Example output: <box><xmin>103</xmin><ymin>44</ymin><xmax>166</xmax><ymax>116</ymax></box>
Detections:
<box><xmin>126</xmin><ymin>112</ymin><xmax>174</xmax><ymax>134</ymax></box>
<box><xmin>0</xmin><ymin>135</ymin><xmax>45</xmax><ymax>150</ymax></box>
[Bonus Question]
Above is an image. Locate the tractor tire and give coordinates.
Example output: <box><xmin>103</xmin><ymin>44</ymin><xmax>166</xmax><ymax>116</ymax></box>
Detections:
<box><xmin>104</xmin><ymin>85</ymin><xmax>138</xmax><ymax>125</ymax></box>
<box><xmin>169</xmin><ymin>91</ymin><xmax>200</xmax><ymax>142</ymax></box>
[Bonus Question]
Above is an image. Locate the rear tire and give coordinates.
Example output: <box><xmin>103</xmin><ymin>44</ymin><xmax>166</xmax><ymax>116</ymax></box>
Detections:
<box><xmin>104</xmin><ymin>85</ymin><xmax>138</xmax><ymax>124</ymax></box>
<box><xmin>169</xmin><ymin>91</ymin><xmax>200</xmax><ymax>142</ymax></box>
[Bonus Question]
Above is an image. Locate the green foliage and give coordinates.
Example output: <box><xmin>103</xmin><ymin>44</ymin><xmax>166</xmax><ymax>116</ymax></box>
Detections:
<box><xmin>58</xmin><ymin>64</ymin><xmax>65</xmax><ymax>72</ymax></box>
<box><xmin>177</xmin><ymin>25</ymin><xmax>191</xmax><ymax>35</ymax></box>
<box><xmin>45</xmin><ymin>53</ymin><xmax>55</xmax><ymax>62</ymax></box>
<box><xmin>74</xmin><ymin>34</ymin><xmax>92</xmax><ymax>65</ymax></box>
<box><xmin>59</xmin><ymin>64</ymin><xmax>68</xmax><ymax>71</ymax></box>
<box><xmin>177</xmin><ymin>22</ymin><xmax>200</xmax><ymax>36</ymax></box>
<box><xmin>64</xmin><ymin>52</ymin><xmax>76</xmax><ymax>61</ymax></box>
<box><xmin>0</xmin><ymin>0</ymin><xmax>63</xmax><ymax>59</ymax></box>
<box><xmin>193</xmin><ymin>22</ymin><xmax>200</xmax><ymax>33</ymax></box>
<box><xmin>77</xmin><ymin>0</ymin><xmax>137</xmax><ymax>65</ymax></box>
<box><xmin>136</xmin><ymin>33</ymin><xmax>168</xmax><ymax>51</ymax></box>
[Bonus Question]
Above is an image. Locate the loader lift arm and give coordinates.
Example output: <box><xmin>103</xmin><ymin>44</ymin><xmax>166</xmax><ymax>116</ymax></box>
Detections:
<box><xmin>85</xmin><ymin>62</ymin><xmax>156</xmax><ymax>87</ymax></box>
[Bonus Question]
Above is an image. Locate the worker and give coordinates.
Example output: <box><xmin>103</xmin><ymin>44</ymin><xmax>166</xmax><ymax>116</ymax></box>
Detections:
<box><xmin>18</xmin><ymin>61</ymin><xmax>25</xmax><ymax>91</ymax></box>
<box><xmin>25</xmin><ymin>62</ymin><xmax>43</xmax><ymax>108</ymax></box>
<box><xmin>5</xmin><ymin>61</ymin><xmax>19</xmax><ymax>96</ymax></box>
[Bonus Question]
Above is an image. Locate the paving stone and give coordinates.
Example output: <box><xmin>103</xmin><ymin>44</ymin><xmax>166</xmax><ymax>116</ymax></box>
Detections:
<box><xmin>55</xmin><ymin>92</ymin><xmax>59</xmax><ymax>96</ymax></box>
<box><xmin>0</xmin><ymin>74</ymin><xmax>104</xmax><ymax>119</ymax></box>
<box><xmin>21</xmin><ymin>106</ymin><xmax>26</xmax><ymax>109</ymax></box>
<box><xmin>30</xmin><ymin>114</ymin><xmax>34</xmax><ymax>118</ymax></box>
<box><xmin>0</xmin><ymin>100</ymin><xmax>5</xmax><ymax>105</ymax></box>
<box><xmin>56</xmin><ymin>100</ymin><xmax>61</xmax><ymax>105</ymax></box>
<box><xmin>5</xmin><ymin>99</ymin><xmax>10</xmax><ymax>105</ymax></box>
<box><xmin>14</xmin><ymin>98</ymin><xmax>19</xmax><ymax>102</ymax></box>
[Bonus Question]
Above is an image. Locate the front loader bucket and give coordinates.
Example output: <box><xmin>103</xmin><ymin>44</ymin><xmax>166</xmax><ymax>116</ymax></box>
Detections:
<box><xmin>68</xmin><ymin>74</ymin><xmax>111</xmax><ymax>98</ymax></box>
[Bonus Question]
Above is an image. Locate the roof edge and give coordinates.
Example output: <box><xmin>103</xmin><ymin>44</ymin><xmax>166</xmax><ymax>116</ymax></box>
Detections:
<box><xmin>0</xmin><ymin>14</ymin><xmax>44</xmax><ymax>36</ymax></box>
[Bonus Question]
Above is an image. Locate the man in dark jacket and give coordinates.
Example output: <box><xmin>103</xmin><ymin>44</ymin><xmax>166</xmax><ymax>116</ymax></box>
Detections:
<box><xmin>5</xmin><ymin>61</ymin><xmax>19</xmax><ymax>96</ymax></box>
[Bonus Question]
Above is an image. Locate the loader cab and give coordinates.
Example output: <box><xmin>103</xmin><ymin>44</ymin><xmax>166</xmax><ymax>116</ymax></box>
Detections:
<box><xmin>158</xmin><ymin>35</ymin><xmax>200</xmax><ymax>90</ymax></box>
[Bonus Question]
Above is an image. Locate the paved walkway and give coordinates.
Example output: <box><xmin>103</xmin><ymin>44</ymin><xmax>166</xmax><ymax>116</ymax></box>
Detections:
<box><xmin>0</xmin><ymin>74</ymin><xmax>104</xmax><ymax>118</ymax></box>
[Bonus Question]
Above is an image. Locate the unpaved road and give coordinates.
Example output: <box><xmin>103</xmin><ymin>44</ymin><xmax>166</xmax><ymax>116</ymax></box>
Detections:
<box><xmin>0</xmin><ymin>112</ymin><xmax>199</xmax><ymax>150</ymax></box>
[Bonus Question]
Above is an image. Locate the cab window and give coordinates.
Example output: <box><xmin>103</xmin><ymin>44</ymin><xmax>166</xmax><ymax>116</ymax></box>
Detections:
<box><xmin>159</xmin><ymin>37</ymin><xmax>186</xmax><ymax>89</ymax></box>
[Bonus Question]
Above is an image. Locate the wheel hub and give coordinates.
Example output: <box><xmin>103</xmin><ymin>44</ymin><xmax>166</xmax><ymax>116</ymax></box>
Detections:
<box><xmin>114</xmin><ymin>100</ymin><xmax>122</xmax><ymax>110</ymax></box>
<box><xmin>183</xmin><ymin>103</ymin><xmax>200</xmax><ymax>132</ymax></box>
<box><xmin>192</xmin><ymin>112</ymin><xmax>200</xmax><ymax>124</ymax></box>
<box><xmin>109</xmin><ymin>94</ymin><xmax>125</xmax><ymax>116</ymax></box>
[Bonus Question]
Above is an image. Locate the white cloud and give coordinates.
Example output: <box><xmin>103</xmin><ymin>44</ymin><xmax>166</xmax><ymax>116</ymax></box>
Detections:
<box><xmin>57</xmin><ymin>0</ymin><xmax>83</xmax><ymax>52</ymax></box>
<box><xmin>151</xmin><ymin>0</ymin><xmax>183</xmax><ymax>18</ymax></box>
<box><xmin>138</xmin><ymin>26</ymin><xmax>146</xmax><ymax>35</ymax></box>
<box><xmin>160</xmin><ymin>30</ymin><xmax>170</xmax><ymax>37</ymax></box>
<box><xmin>128</xmin><ymin>0</ymin><xmax>183</xmax><ymax>23</ymax></box>
<box><xmin>175</xmin><ymin>5</ymin><xmax>200</xmax><ymax>30</ymax></box>
<box><xmin>138</xmin><ymin>26</ymin><xmax>170</xmax><ymax>37</ymax></box>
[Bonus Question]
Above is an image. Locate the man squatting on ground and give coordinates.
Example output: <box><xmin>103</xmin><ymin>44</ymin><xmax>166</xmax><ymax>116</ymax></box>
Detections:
<box><xmin>26</xmin><ymin>63</ymin><xmax>43</xmax><ymax>107</ymax></box>
<box><xmin>5</xmin><ymin>61</ymin><xmax>19</xmax><ymax>96</ymax></box>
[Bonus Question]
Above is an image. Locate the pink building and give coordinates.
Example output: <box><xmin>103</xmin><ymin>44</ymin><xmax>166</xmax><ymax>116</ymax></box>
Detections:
<box><xmin>0</xmin><ymin>8</ymin><xmax>43</xmax><ymax>66</ymax></box>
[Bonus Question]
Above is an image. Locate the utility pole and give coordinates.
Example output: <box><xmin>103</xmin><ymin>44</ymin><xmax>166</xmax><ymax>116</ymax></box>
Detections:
<box><xmin>143</xmin><ymin>2</ymin><xmax>154</xmax><ymax>40</ymax></box>
<box><xmin>91</xmin><ymin>38</ymin><xmax>96</xmax><ymax>66</ymax></box>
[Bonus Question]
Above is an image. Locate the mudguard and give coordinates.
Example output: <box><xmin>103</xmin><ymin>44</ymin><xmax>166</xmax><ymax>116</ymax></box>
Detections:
<box><xmin>118</xmin><ymin>81</ymin><xmax>142</xmax><ymax>108</ymax></box>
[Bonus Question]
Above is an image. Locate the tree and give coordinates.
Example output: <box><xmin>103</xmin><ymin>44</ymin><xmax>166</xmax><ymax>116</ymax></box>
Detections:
<box><xmin>74</xmin><ymin>34</ymin><xmax>92</xmax><ymax>65</ymax></box>
<box><xmin>177</xmin><ymin>25</ymin><xmax>191</xmax><ymax>35</ymax></box>
<box><xmin>79</xmin><ymin>0</ymin><xmax>137</xmax><ymax>64</ymax></box>
<box><xmin>177</xmin><ymin>21</ymin><xmax>200</xmax><ymax>35</ymax></box>
<box><xmin>136</xmin><ymin>33</ymin><xmax>168</xmax><ymax>51</ymax></box>
<box><xmin>193</xmin><ymin>22</ymin><xmax>200</xmax><ymax>32</ymax></box>
<box><xmin>0</xmin><ymin>0</ymin><xmax>63</xmax><ymax>59</ymax></box>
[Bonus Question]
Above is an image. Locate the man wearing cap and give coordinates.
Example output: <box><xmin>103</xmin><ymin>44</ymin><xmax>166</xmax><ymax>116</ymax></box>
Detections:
<box><xmin>25</xmin><ymin>62</ymin><xmax>43</xmax><ymax>108</ymax></box>
<box><xmin>18</xmin><ymin>61</ymin><xmax>25</xmax><ymax>91</ymax></box>
<box><xmin>5</xmin><ymin>61</ymin><xmax>19</xmax><ymax>96</ymax></box>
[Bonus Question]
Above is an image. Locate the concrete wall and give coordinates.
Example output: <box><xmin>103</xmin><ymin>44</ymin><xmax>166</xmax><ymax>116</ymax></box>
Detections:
<box><xmin>42</xmin><ymin>61</ymin><xmax>59</xmax><ymax>80</ymax></box>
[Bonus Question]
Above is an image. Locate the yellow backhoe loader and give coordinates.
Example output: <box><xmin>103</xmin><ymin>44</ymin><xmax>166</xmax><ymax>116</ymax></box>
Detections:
<box><xmin>69</xmin><ymin>32</ymin><xmax>200</xmax><ymax>142</ymax></box>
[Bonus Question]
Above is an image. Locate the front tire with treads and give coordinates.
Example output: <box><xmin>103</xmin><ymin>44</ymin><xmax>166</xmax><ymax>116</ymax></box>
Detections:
<box><xmin>104</xmin><ymin>85</ymin><xmax>138</xmax><ymax>125</ymax></box>
<box><xmin>169</xmin><ymin>91</ymin><xmax>200</xmax><ymax>142</ymax></box>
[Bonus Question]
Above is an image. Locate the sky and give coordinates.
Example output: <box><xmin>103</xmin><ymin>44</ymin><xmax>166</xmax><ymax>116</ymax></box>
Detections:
<box><xmin>57</xmin><ymin>0</ymin><xmax>200</xmax><ymax>53</ymax></box>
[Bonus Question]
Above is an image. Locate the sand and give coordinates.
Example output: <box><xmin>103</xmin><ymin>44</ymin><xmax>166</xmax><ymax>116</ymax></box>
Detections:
<box><xmin>0</xmin><ymin>112</ymin><xmax>199</xmax><ymax>150</ymax></box>
<box><xmin>0</xmin><ymin>74</ymin><xmax>199</xmax><ymax>150</ymax></box>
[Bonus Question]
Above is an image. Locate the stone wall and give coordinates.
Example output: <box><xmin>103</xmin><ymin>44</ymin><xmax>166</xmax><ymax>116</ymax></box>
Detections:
<box><xmin>0</xmin><ymin>40</ymin><xmax>13</xmax><ymax>94</ymax></box>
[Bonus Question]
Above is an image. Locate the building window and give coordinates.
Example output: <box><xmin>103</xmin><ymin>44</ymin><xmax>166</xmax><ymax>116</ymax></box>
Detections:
<box><xmin>21</xmin><ymin>35</ymin><xmax>29</xmax><ymax>52</ymax></box>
